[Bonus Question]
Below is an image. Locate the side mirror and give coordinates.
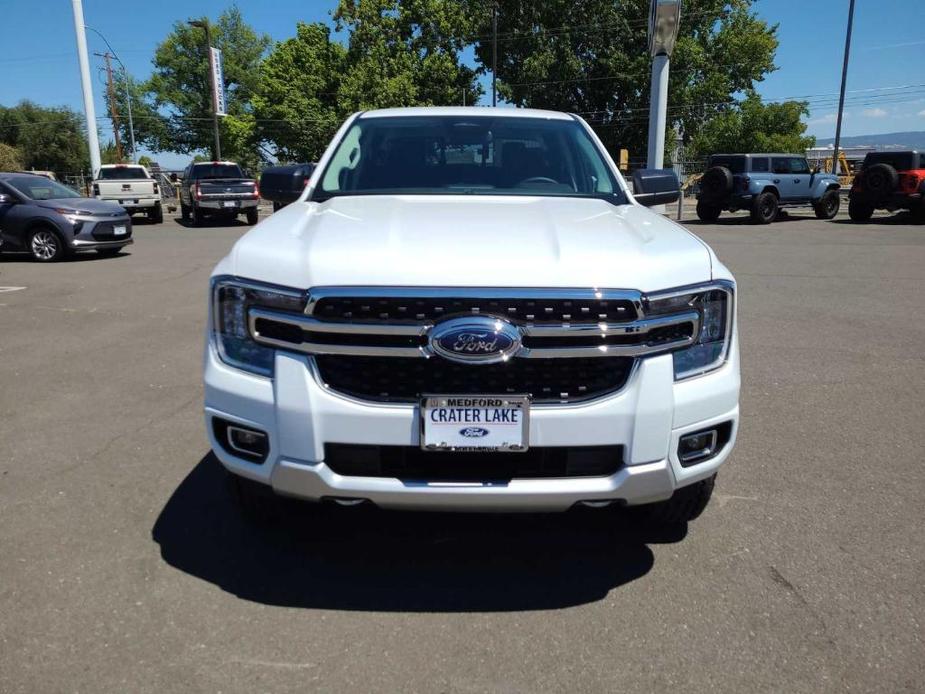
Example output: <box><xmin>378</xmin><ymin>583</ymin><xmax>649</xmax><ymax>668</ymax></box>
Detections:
<box><xmin>259</xmin><ymin>163</ymin><xmax>315</xmax><ymax>204</ymax></box>
<box><xmin>632</xmin><ymin>169</ymin><xmax>680</xmax><ymax>207</ymax></box>
<box><xmin>0</xmin><ymin>193</ymin><xmax>15</xmax><ymax>204</ymax></box>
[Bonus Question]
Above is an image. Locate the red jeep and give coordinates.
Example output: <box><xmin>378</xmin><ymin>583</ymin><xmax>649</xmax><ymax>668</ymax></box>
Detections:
<box><xmin>848</xmin><ymin>150</ymin><xmax>925</xmax><ymax>223</ymax></box>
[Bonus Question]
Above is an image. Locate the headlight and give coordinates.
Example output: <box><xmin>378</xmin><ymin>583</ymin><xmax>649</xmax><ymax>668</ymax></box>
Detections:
<box><xmin>646</xmin><ymin>282</ymin><xmax>734</xmax><ymax>380</ymax></box>
<box><xmin>211</xmin><ymin>277</ymin><xmax>305</xmax><ymax>377</ymax></box>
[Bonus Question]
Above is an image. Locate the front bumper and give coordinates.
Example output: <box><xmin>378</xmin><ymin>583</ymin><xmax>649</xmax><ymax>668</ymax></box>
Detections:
<box><xmin>68</xmin><ymin>215</ymin><xmax>133</xmax><ymax>249</ymax></box>
<box><xmin>204</xmin><ymin>337</ymin><xmax>740</xmax><ymax>512</ymax></box>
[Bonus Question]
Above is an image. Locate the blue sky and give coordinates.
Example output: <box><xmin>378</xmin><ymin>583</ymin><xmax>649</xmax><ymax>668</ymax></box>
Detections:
<box><xmin>1</xmin><ymin>0</ymin><xmax>923</xmax><ymax>168</ymax></box>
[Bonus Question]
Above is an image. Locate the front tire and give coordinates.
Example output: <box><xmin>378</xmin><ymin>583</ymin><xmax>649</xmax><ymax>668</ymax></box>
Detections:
<box><xmin>751</xmin><ymin>191</ymin><xmax>778</xmax><ymax>224</ymax></box>
<box><xmin>848</xmin><ymin>199</ymin><xmax>874</xmax><ymax>222</ymax></box>
<box><xmin>813</xmin><ymin>190</ymin><xmax>840</xmax><ymax>219</ymax></box>
<box><xmin>696</xmin><ymin>200</ymin><xmax>722</xmax><ymax>222</ymax></box>
<box><xmin>635</xmin><ymin>474</ymin><xmax>716</xmax><ymax>526</ymax></box>
<box><xmin>246</xmin><ymin>207</ymin><xmax>259</xmax><ymax>225</ymax></box>
<box><xmin>29</xmin><ymin>228</ymin><xmax>67</xmax><ymax>262</ymax></box>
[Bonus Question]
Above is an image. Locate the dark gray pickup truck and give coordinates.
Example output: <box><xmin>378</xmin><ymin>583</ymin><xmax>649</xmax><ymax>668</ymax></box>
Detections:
<box><xmin>178</xmin><ymin>161</ymin><xmax>259</xmax><ymax>226</ymax></box>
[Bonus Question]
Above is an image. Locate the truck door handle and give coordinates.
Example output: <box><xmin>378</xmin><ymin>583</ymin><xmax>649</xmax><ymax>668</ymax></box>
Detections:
<box><xmin>773</xmin><ymin>179</ymin><xmax>780</xmax><ymax>184</ymax></box>
<box><xmin>794</xmin><ymin>178</ymin><xmax>800</xmax><ymax>183</ymax></box>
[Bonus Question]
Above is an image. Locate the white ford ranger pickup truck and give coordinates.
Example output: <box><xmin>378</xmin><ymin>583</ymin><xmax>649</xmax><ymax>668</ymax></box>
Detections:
<box><xmin>204</xmin><ymin>107</ymin><xmax>740</xmax><ymax>525</ymax></box>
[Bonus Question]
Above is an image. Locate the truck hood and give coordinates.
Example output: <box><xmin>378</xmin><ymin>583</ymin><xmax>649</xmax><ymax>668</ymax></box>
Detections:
<box><xmin>227</xmin><ymin>195</ymin><xmax>714</xmax><ymax>292</ymax></box>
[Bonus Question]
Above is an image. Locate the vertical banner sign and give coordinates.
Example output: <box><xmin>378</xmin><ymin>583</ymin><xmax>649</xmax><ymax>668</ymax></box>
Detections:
<box><xmin>209</xmin><ymin>47</ymin><xmax>227</xmax><ymax>116</ymax></box>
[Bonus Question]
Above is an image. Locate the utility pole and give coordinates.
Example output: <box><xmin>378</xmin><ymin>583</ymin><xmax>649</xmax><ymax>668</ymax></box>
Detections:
<box><xmin>86</xmin><ymin>26</ymin><xmax>137</xmax><ymax>163</ymax></box>
<box><xmin>70</xmin><ymin>0</ymin><xmax>101</xmax><ymax>176</ymax></box>
<box><xmin>188</xmin><ymin>18</ymin><xmax>221</xmax><ymax>161</ymax></box>
<box><xmin>491</xmin><ymin>2</ymin><xmax>498</xmax><ymax>107</ymax></box>
<box><xmin>832</xmin><ymin>0</ymin><xmax>856</xmax><ymax>176</ymax></box>
<box><xmin>96</xmin><ymin>52</ymin><xmax>123</xmax><ymax>161</ymax></box>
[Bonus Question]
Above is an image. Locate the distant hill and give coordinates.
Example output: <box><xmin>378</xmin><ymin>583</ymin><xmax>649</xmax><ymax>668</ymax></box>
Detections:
<box><xmin>814</xmin><ymin>131</ymin><xmax>925</xmax><ymax>150</ymax></box>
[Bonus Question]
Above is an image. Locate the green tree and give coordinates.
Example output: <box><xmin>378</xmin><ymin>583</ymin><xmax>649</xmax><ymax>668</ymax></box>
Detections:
<box><xmin>333</xmin><ymin>0</ymin><xmax>482</xmax><ymax>112</ymax></box>
<box><xmin>0</xmin><ymin>101</ymin><xmax>89</xmax><ymax>175</ymax></box>
<box><xmin>253</xmin><ymin>22</ymin><xmax>347</xmax><ymax>162</ymax></box>
<box><xmin>0</xmin><ymin>142</ymin><xmax>24</xmax><ymax>171</ymax></box>
<box><xmin>688</xmin><ymin>92</ymin><xmax>815</xmax><ymax>158</ymax></box>
<box><xmin>468</xmin><ymin>0</ymin><xmax>779</xmax><ymax>159</ymax></box>
<box><xmin>143</xmin><ymin>5</ymin><xmax>270</xmax><ymax>164</ymax></box>
<box><xmin>137</xmin><ymin>155</ymin><xmax>153</xmax><ymax>168</ymax></box>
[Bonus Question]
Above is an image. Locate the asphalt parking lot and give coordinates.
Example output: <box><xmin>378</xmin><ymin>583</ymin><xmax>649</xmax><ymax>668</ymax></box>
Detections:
<box><xmin>1</xmin><ymin>206</ymin><xmax>923</xmax><ymax>692</ymax></box>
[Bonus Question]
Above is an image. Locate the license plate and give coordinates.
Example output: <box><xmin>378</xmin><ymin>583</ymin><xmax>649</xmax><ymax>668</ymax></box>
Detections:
<box><xmin>113</xmin><ymin>225</ymin><xmax>127</xmax><ymax>236</ymax></box>
<box><xmin>421</xmin><ymin>395</ymin><xmax>530</xmax><ymax>452</ymax></box>
<box><xmin>223</xmin><ymin>201</ymin><xmax>238</xmax><ymax>208</ymax></box>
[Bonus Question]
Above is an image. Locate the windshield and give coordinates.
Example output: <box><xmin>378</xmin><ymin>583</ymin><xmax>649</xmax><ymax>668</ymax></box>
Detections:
<box><xmin>98</xmin><ymin>166</ymin><xmax>148</xmax><ymax>180</ymax></box>
<box><xmin>5</xmin><ymin>176</ymin><xmax>82</xmax><ymax>200</ymax></box>
<box><xmin>315</xmin><ymin>115</ymin><xmax>622</xmax><ymax>200</ymax></box>
<box><xmin>192</xmin><ymin>163</ymin><xmax>245</xmax><ymax>180</ymax></box>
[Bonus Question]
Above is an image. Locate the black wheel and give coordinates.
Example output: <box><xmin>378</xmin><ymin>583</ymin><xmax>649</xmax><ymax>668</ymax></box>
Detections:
<box><xmin>696</xmin><ymin>199</ymin><xmax>722</xmax><ymax>222</ymax></box>
<box><xmin>750</xmin><ymin>191</ymin><xmax>778</xmax><ymax>224</ymax></box>
<box><xmin>95</xmin><ymin>248</ymin><xmax>122</xmax><ymax>257</ymax></box>
<box><xmin>29</xmin><ymin>227</ymin><xmax>67</xmax><ymax>262</ymax></box>
<box><xmin>848</xmin><ymin>198</ymin><xmax>874</xmax><ymax>222</ymax></box>
<box><xmin>813</xmin><ymin>189</ymin><xmax>841</xmax><ymax>219</ymax></box>
<box><xmin>192</xmin><ymin>206</ymin><xmax>204</xmax><ymax>226</ymax></box>
<box><xmin>180</xmin><ymin>202</ymin><xmax>190</xmax><ymax>222</ymax></box>
<box><xmin>246</xmin><ymin>207</ymin><xmax>259</xmax><ymax>225</ymax></box>
<box><xmin>272</xmin><ymin>201</ymin><xmax>282</xmax><ymax>212</ymax></box>
<box><xmin>149</xmin><ymin>203</ymin><xmax>164</xmax><ymax>224</ymax></box>
<box><xmin>700</xmin><ymin>166</ymin><xmax>734</xmax><ymax>200</ymax></box>
<box><xmin>862</xmin><ymin>163</ymin><xmax>899</xmax><ymax>198</ymax></box>
<box><xmin>634</xmin><ymin>474</ymin><xmax>716</xmax><ymax>526</ymax></box>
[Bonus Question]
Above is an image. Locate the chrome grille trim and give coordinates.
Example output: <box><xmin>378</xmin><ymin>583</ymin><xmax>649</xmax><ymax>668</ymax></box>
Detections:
<box><xmin>248</xmin><ymin>304</ymin><xmax>699</xmax><ymax>359</ymax></box>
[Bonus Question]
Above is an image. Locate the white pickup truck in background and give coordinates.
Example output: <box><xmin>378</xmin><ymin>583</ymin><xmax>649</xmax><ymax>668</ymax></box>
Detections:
<box><xmin>92</xmin><ymin>164</ymin><xmax>164</xmax><ymax>223</ymax></box>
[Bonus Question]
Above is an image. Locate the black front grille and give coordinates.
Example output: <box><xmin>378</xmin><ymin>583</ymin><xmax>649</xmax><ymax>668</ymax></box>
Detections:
<box><xmin>313</xmin><ymin>295</ymin><xmax>638</xmax><ymax>323</ymax></box>
<box><xmin>324</xmin><ymin>443</ymin><xmax>624</xmax><ymax>481</ymax></box>
<box><xmin>314</xmin><ymin>355</ymin><xmax>634</xmax><ymax>404</ymax></box>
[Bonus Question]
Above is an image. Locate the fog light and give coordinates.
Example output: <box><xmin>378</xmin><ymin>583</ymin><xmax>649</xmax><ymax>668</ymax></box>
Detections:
<box><xmin>228</xmin><ymin>426</ymin><xmax>268</xmax><ymax>457</ymax></box>
<box><xmin>678</xmin><ymin>429</ymin><xmax>718</xmax><ymax>465</ymax></box>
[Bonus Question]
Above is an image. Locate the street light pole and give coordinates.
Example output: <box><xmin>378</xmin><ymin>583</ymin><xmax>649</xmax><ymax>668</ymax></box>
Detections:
<box><xmin>831</xmin><ymin>0</ymin><xmax>856</xmax><ymax>176</ymax></box>
<box><xmin>70</xmin><ymin>0</ymin><xmax>101</xmax><ymax>176</ymax></box>
<box><xmin>646</xmin><ymin>0</ymin><xmax>681</xmax><ymax>171</ymax></box>
<box><xmin>491</xmin><ymin>2</ymin><xmax>498</xmax><ymax>107</ymax></box>
<box><xmin>188</xmin><ymin>18</ymin><xmax>221</xmax><ymax>160</ymax></box>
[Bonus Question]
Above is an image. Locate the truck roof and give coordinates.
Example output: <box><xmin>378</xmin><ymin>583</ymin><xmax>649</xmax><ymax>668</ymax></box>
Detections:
<box><xmin>358</xmin><ymin>106</ymin><xmax>575</xmax><ymax>121</ymax></box>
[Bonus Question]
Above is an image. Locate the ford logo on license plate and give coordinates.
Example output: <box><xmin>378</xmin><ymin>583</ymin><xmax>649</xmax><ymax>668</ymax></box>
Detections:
<box><xmin>459</xmin><ymin>426</ymin><xmax>490</xmax><ymax>438</ymax></box>
<box><xmin>429</xmin><ymin>316</ymin><xmax>522</xmax><ymax>364</ymax></box>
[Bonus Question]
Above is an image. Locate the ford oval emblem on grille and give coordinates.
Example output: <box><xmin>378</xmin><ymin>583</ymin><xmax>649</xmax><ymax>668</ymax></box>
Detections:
<box><xmin>429</xmin><ymin>316</ymin><xmax>521</xmax><ymax>364</ymax></box>
<box><xmin>460</xmin><ymin>427</ymin><xmax>489</xmax><ymax>438</ymax></box>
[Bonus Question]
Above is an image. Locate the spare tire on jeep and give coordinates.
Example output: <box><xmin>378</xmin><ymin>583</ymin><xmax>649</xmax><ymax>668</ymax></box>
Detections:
<box><xmin>863</xmin><ymin>163</ymin><xmax>899</xmax><ymax>199</ymax></box>
<box><xmin>700</xmin><ymin>166</ymin><xmax>734</xmax><ymax>199</ymax></box>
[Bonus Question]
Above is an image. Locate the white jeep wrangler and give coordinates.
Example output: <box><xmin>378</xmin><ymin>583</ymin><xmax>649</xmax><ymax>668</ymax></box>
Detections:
<box><xmin>204</xmin><ymin>107</ymin><xmax>739</xmax><ymax>526</ymax></box>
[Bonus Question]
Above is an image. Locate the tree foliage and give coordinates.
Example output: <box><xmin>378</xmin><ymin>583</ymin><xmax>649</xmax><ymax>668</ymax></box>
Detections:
<box><xmin>468</xmin><ymin>0</ymin><xmax>780</xmax><ymax>160</ymax></box>
<box><xmin>688</xmin><ymin>93</ymin><xmax>815</xmax><ymax>158</ymax></box>
<box><xmin>0</xmin><ymin>101</ymin><xmax>88</xmax><ymax>175</ymax></box>
<box><xmin>0</xmin><ymin>143</ymin><xmax>24</xmax><ymax>171</ymax></box>
<box><xmin>253</xmin><ymin>22</ymin><xmax>347</xmax><ymax>162</ymax></box>
<box><xmin>141</xmin><ymin>5</ymin><xmax>270</xmax><ymax>164</ymax></box>
<box><xmin>254</xmin><ymin>1</ymin><xmax>482</xmax><ymax>162</ymax></box>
